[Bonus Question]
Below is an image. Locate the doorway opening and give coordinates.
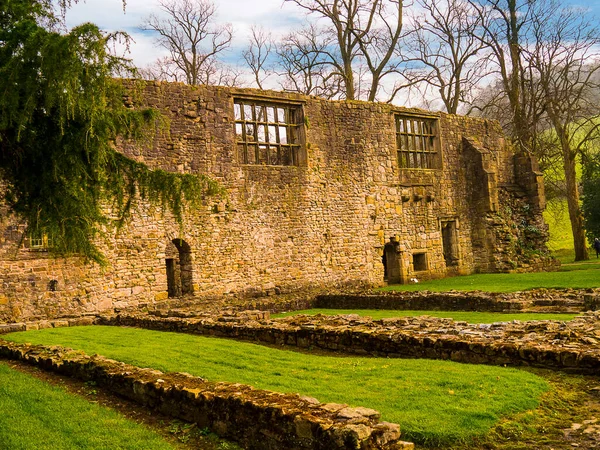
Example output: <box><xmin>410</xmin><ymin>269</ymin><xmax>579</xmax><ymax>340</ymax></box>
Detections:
<box><xmin>441</xmin><ymin>220</ymin><xmax>459</xmax><ymax>266</ymax></box>
<box><xmin>383</xmin><ymin>238</ymin><xmax>402</xmax><ymax>284</ymax></box>
<box><xmin>165</xmin><ymin>238</ymin><xmax>193</xmax><ymax>298</ymax></box>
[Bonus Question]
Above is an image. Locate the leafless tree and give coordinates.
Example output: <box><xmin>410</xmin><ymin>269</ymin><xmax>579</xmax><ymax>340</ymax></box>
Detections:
<box><xmin>283</xmin><ymin>0</ymin><xmax>405</xmax><ymax>101</ymax></box>
<box><xmin>405</xmin><ymin>0</ymin><xmax>487</xmax><ymax>114</ymax></box>
<box><xmin>468</xmin><ymin>0</ymin><xmax>545</xmax><ymax>154</ymax></box>
<box><xmin>526</xmin><ymin>4</ymin><xmax>600</xmax><ymax>260</ymax></box>
<box><xmin>469</xmin><ymin>0</ymin><xmax>600</xmax><ymax>260</ymax></box>
<box><xmin>276</xmin><ymin>24</ymin><xmax>344</xmax><ymax>99</ymax></box>
<box><xmin>138</xmin><ymin>56</ymin><xmax>183</xmax><ymax>82</ymax></box>
<box><xmin>141</xmin><ymin>0</ymin><xmax>233</xmax><ymax>86</ymax></box>
<box><xmin>242</xmin><ymin>26</ymin><xmax>273</xmax><ymax>90</ymax></box>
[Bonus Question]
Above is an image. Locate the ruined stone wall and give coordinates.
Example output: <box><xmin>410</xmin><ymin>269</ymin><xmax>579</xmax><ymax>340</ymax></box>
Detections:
<box><xmin>0</xmin><ymin>339</ymin><xmax>413</xmax><ymax>450</ymax></box>
<box><xmin>0</xmin><ymin>82</ymin><xmax>553</xmax><ymax>322</ymax></box>
<box><xmin>98</xmin><ymin>312</ymin><xmax>600</xmax><ymax>374</ymax></box>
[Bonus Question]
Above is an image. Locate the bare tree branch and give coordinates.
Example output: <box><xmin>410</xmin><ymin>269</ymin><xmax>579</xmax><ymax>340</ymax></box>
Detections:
<box><xmin>242</xmin><ymin>25</ymin><xmax>273</xmax><ymax>90</ymax></box>
<box><xmin>282</xmin><ymin>0</ymin><xmax>406</xmax><ymax>101</ymax></box>
<box><xmin>141</xmin><ymin>0</ymin><xmax>233</xmax><ymax>86</ymax></box>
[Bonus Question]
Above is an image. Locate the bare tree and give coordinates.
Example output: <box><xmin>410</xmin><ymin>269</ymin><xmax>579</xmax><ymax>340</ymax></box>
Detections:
<box><xmin>469</xmin><ymin>0</ymin><xmax>600</xmax><ymax>260</ymax></box>
<box><xmin>242</xmin><ymin>25</ymin><xmax>273</xmax><ymax>90</ymax></box>
<box><xmin>138</xmin><ymin>56</ymin><xmax>183</xmax><ymax>82</ymax></box>
<box><xmin>468</xmin><ymin>0</ymin><xmax>546</xmax><ymax>154</ymax></box>
<box><xmin>141</xmin><ymin>0</ymin><xmax>233</xmax><ymax>85</ymax></box>
<box><xmin>527</xmin><ymin>4</ymin><xmax>600</xmax><ymax>260</ymax></box>
<box><xmin>405</xmin><ymin>0</ymin><xmax>487</xmax><ymax>114</ymax></box>
<box><xmin>283</xmin><ymin>0</ymin><xmax>405</xmax><ymax>101</ymax></box>
<box><xmin>276</xmin><ymin>24</ymin><xmax>343</xmax><ymax>98</ymax></box>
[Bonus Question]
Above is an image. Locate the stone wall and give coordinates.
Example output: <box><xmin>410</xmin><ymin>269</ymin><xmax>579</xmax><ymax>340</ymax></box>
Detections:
<box><xmin>97</xmin><ymin>311</ymin><xmax>600</xmax><ymax>374</ymax></box>
<box><xmin>0</xmin><ymin>82</ymin><xmax>555</xmax><ymax>322</ymax></box>
<box><xmin>0</xmin><ymin>339</ymin><xmax>413</xmax><ymax>450</ymax></box>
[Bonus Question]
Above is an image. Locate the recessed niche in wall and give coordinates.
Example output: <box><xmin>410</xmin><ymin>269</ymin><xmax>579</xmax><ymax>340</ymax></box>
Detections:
<box><xmin>413</xmin><ymin>252</ymin><xmax>427</xmax><ymax>271</ymax></box>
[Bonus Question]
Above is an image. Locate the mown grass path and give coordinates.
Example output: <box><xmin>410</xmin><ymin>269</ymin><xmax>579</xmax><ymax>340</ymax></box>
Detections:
<box><xmin>6</xmin><ymin>326</ymin><xmax>548</xmax><ymax>447</ymax></box>
<box><xmin>379</xmin><ymin>266</ymin><xmax>600</xmax><ymax>292</ymax></box>
<box><xmin>0</xmin><ymin>362</ymin><xmax>175</xmax><ymax>450</ymax></box>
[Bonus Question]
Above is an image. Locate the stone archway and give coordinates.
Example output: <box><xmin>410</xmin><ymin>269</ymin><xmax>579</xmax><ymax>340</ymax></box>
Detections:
<box><xmin>165</xmin><ymin>238</ymin><xmax>193</xmax><ymax>298</ymax></box>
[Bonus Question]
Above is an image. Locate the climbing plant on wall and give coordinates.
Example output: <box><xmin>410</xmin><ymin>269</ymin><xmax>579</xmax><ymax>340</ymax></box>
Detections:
<box><xmin>0</xmin><ymin>0</ymin><xmax>221</xmax><ymax>263</ymax></box>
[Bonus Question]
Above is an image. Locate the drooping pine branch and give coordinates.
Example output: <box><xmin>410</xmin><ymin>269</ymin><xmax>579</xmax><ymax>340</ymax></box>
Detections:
<box><xmin>0</xmin><ymin>0</ymin><xmax>222</xmax><ymax>264</ymax></box>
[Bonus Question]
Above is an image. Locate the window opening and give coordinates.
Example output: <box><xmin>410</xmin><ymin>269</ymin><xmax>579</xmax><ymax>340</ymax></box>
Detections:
<box><xmin>234</xmin><ymin>100</ymin><xmax>303</xmax><ymax>166</ymax></box>
<box><xmin>441</xmin><ymin>220</ymin><xmax>459</xmax><ymax>266</ymax></box>
<box><xmin>413</xmin><ymin>252</ymin><xmax>428</xmax><ymax>271</ymax></box>
<box><xmin>27</xmin><ymin>230</ymin><xmax>52</xmax><ymax>250</ymax></box>
<box><xmin>165</xmin><ymin>238</ymin><xmax>193</xmax><ymax>298</ymax></box>
<box><xmin>395</xmin><ymin>115</ymin><xmax>439</xmax><ymax>169</ymax></box>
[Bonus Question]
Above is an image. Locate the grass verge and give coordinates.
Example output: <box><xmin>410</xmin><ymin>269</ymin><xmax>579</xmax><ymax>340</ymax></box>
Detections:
<box><xmin>380</xmin><ymin>265</ymin><xmax>600</xmax><ymax>292</ymax></box>
<box><xmin>5</xmin><ymin>326</ymin><xmax>549</xmax><ymax>448</ymax></box>
<box><xmin>272</xmin><ymin>309</ymin><xmax>578</xmax><ymax>322</ymax></box>
<box><xmin>0</xmin><ymin>361</ymin><xmax>175</xmax><ymax>450</ymax></box>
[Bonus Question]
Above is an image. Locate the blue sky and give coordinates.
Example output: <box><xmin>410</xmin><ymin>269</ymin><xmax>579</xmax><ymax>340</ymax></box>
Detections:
<box><xmin>63</xmin><ymin>0</ymin><xmax>306</xmax><ymax>68</ymax></box>
<box><xmin>62</xmin><ymin>0</ymin><xmax>600</xmax><ymax>101</ymax></box>
<box><xmin>63</xmin><ymin>0</ymin><xmax>600</xmax><ymax>68</ymax></box>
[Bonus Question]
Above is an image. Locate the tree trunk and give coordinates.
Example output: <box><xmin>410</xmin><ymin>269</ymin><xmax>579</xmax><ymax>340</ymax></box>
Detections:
<box><xmin>560</xmin><ymin>130</ymin><xmax>589</xmax><ymax>261</ymax></box>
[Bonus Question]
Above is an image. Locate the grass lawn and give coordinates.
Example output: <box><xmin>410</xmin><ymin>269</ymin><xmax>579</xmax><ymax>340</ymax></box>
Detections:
<box><xmin>380</xmin><ymin>264</ymin><xmax>600</xmax><ymax>292</ymax></box>
<box><xmin>272</xmin><ymin>309</ymin><xmax>578</xmax><ymax>323</ymax></box>
<box><xmin>5</xmin><ymin>326</ymin><xmax>548</xmax><ymax>448</ymax></box>
<box><xmin>0</xmin><ymin>362</ymin><xmax>175</xmax><ymax>450</ymax></box>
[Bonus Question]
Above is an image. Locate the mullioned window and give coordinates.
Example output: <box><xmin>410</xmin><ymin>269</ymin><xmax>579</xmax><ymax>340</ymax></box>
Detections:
<box><xmin>234</xmin><ymin>100</ymin><xmax>303</xmax><ymax>166</ymax></box>
<box><xmin>395</xmin><ymin>115</ymin><xmax>440</xmax><ymax>169</ymax></box>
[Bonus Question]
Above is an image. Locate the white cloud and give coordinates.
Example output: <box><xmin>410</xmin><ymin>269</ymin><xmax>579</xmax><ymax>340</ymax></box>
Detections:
<box><xmin>63</xmin><ymin>0</ymin><xmax>305</xmax><ymax>68</ymax></box>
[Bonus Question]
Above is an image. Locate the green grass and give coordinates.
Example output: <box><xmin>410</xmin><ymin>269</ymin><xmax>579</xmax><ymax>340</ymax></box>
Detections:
<box><xmin>380</xmin><ymin>266</ymin><xmax>600</xmax><ymax>292</ymax></box>
<box><xmin>272</xmin><ymin>309</ymin><xmax>578</xmax><ymax>323</ymax></box>
<box><xmin>544</xmin><ymin>198</ymin><xmax>574</xmax><ymax>254</ymax></box>
<box><xmin>4</xmin><ymin>326</ymin><xmax>549</xmax><ymax>447</ymax></box>
<box><xmin>0</xmin><ymin>362</ymin><xmax>175</xmax><ymax>450</ymax></box>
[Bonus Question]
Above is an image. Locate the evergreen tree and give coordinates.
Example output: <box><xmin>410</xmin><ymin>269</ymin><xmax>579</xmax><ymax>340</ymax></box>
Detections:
<box><xmin>0</xmin><ymin>0</ymin><xmax>220</xmax><ymax>263</ymax></box>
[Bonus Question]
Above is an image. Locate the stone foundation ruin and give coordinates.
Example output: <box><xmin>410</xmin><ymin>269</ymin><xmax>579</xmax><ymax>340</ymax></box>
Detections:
<box><xmin>0</xmin><ymin>82</ymin><xmax>557</xmax><ymax>323</ymax></box>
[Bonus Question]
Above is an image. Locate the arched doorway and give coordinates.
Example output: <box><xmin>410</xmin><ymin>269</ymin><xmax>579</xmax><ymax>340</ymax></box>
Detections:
<box><xmin>165</xmin><ymin>238</ymin><xmax>193</xmax><ymax>298</ymax></box>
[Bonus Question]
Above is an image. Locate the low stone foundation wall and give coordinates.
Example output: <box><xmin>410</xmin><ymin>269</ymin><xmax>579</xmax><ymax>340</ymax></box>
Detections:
<box><xmin>315</xmin><ymin>289</ymin><xmax>593</xmax><ymax>313</ymax></box>
<box><xmin>98</xmin><ymin>311</ymin><xmax>600</xmax><ymax>374</ymax></box>
<box><xmin>0</xmin><ymin>340</ymin><xmax>412</xmax><ymax>450</ymax></box>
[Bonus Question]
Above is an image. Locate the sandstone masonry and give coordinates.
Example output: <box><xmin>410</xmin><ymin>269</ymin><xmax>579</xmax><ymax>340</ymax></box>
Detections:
<box><xmin>0</xmin><ymin>82</ymin><xmax>556</xmax><ymax>322</ymax></box>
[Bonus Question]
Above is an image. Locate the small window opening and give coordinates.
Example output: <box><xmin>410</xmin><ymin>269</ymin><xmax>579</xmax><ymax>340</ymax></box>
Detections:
<box><xmin>413</xmin><ymin>252</ymin><xmax>428</xmax><ymax>271</ymax></box>
<box><xmin>26</xmin><ymin>229</ymin><xmax>53</xmax><ymax>250</ymax></box>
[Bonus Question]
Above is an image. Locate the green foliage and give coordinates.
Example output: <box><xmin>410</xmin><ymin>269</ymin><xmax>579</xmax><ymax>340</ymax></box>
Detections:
<box><xmin>0</xmin><ymin>362</ymin><xmax>174</xmax><ymax>449</ymax></box>
<box><xmin>543</xmin><ymin>198</ymin><xmax>574</xmax><ymax>253</ymax></box>
<box><xmin>272</xmin><ymin>309</ymin><xmax>578</xmax><ymax>323</ymax></box>
<box><xmin>0</xmin><ymin>0</ymin><xmax>220</xmax><ymax>263</ymax></box>
<box><xmin>6</xmin><ymin>326</ymin><xmax>549</xmax><ymax>447</ymax></box>
<box><xmin>582</xmin><ymin>154</ymin><xmax>600</xmax><ymax>244</ymax></box>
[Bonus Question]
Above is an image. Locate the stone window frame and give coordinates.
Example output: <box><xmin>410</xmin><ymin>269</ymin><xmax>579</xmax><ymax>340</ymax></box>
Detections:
<box><xmin>233</xmin><ymin>97</ymin><xmax>306</xmax><ymax>167</ymax></box>
<box><xmin>395</xmin><ymin>113</ymin><xmax>441</xmax><ymax>170</ymax></box>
